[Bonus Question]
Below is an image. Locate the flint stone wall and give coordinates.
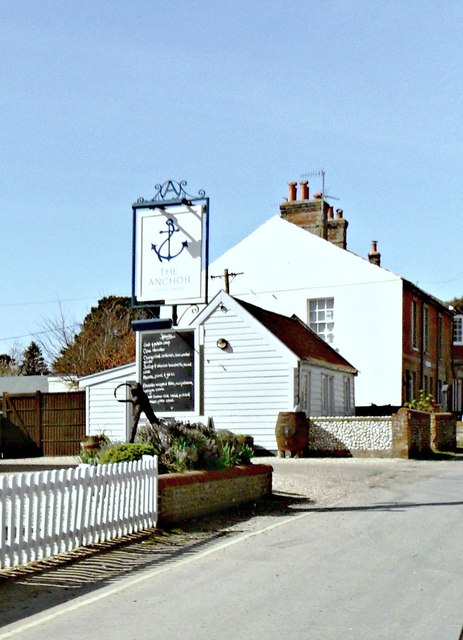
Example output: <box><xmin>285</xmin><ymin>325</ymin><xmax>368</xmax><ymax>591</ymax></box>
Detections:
<box><xmin>308</xmin><ymin>416</ymin><xmax>393</xmax><ymax>457</ymax></box>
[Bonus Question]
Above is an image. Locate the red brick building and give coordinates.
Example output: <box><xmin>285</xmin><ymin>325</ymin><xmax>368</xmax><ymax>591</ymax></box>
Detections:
<box><xmin>402</xmin><ymin>282</ymin><xmax>453</xmax><ymax>409</ymax></box>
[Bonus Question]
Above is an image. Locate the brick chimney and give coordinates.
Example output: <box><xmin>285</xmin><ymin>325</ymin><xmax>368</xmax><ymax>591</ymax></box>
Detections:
<box><xmin>280</xmin><ymin>180</ymin><xmax>348</xmax><ymax>249</ymax></box>
<box><xmin>368</xmin><ymin>240</ymin><xmax>381</xmax><ymax>266</ymax></box>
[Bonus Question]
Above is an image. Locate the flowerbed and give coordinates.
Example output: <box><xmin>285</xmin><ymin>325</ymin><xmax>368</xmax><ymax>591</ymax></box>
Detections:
<box><xmin>80</xmin><ymin>421</ymin><xmax>254</xmax><ymax>473</ymax></box>
<box><xmin>79</xmin><ymin>422</ymin><xmax>272</xmax><ymax>524</ymax></box>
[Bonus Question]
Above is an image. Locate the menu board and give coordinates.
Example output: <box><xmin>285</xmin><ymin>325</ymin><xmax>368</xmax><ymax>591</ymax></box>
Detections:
<box><xmin>140</xmin><ymin>330</ymin><xmax>195</xmax><ymax>412</ymax></box>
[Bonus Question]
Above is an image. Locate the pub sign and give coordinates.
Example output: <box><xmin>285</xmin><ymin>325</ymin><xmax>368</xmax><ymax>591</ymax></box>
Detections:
<box><xmin>132</xmin><ymin>181</ymin><xmax>209</xmax><ymax>306</ymax></box>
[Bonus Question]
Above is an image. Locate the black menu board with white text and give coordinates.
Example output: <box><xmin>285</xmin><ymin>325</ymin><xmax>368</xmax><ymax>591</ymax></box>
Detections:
<box><xmin>140</xmin><ymin>330</ymin><xmax>195</xmax><ymax>412</ymax></box>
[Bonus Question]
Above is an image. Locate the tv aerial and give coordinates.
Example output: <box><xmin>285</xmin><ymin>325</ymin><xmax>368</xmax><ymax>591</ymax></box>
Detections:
<box><xmin>300</xmin><ymin>169</ymin><xmax>339</xmax><ymax>201</ymax></box>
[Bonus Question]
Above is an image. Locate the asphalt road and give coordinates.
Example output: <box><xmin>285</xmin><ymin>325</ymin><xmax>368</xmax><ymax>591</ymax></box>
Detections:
<box><xmin>1</xmin><ymin>457</ymin><xmax>462</xmax><ymax>639</ymax></box>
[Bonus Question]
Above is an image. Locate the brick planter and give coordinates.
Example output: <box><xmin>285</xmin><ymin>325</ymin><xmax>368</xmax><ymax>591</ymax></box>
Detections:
<box><xmin>157</xmin><ymin>464</ymin><xmax>273</xmax><ymax>524</ymax></box>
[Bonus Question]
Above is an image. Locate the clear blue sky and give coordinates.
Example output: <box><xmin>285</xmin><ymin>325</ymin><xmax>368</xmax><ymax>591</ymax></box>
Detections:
<box><xmin>1</xmin><ymin>0</ymin><xmax>463</xmax><ymax>356</ymax></box>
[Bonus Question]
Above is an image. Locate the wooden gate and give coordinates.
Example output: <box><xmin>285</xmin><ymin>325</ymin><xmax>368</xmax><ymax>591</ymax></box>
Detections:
<box><xmin>1</xmin><ymin>391</ymin><xmax>86</xmax><ymax>457</ymax></box>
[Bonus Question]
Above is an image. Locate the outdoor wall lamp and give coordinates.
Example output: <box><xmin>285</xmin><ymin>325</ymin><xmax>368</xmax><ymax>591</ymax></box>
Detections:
<box><xmin>216</xmin><ymin>338</ymin><xmax>229</xmax><ymax>350</ymax></box>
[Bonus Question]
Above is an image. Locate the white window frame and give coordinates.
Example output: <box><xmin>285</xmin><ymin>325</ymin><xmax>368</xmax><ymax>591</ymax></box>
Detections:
<box><xmin>308</xmin><ymin>298</ymin><xmax>335</xmax><ymax>344</ymax></box>
<box><xmin>454</xmin><ymin>315</ymin><xmax>463</xmax><ymax>345</ymax></box>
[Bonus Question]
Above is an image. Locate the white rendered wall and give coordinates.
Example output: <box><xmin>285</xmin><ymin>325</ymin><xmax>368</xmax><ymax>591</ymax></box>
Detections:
<box><xmin>205</xmin><ymin>216</ymin><xmax>404</xmax><ymax>407</ymax></box>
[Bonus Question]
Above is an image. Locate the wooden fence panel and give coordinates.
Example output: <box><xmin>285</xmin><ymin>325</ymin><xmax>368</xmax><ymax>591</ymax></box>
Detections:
<box><xmin>1</xmin><ymin>392</ymin><xmax>86</xmax><ymax>457</ymax></box>
<box><xmin>41</xmin><ymin>392</ymin><xmax>86</xmax><ymax>456</ymax></box>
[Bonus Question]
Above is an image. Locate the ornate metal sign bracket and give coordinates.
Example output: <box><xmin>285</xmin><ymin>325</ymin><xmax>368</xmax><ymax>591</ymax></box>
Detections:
<box><xmin>133</xmin><ymin>179</ymin><xmax>207</xmax><ymax>209</ymax></box>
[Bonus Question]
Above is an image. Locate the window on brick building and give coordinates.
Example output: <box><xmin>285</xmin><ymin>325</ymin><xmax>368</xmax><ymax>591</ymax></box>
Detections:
<box><xmin>437</xmin><ymin>379</ymin><xmax>447</xmax><ymax>406</ymax></box>
<box><xmin>308</xmin><ymin>298</ymin><xmax>334</xmax><ymax>344</ymax></box>
<box><xmin>412</xmin><ymin>371</ymin><xmax>417</xmax><ymax>400</ymax></box>
<box><xmin>438</xmin><ymin>314</ymin><xmax>443</xmax><ymax>361</ymax></box>
<box><xmin>411</xmin><ymin>300</ymin><xmax>419</xmax><ymax>350</ymax></box>
<box><xmin>423</xmin><ymin>306</ymin><xmax>429</xmax><ymax>354</ymax></box>
<box><xmin>453</xmin><ymin>316</ymin><xmax>463</xmax><ymax>344</ymax></box>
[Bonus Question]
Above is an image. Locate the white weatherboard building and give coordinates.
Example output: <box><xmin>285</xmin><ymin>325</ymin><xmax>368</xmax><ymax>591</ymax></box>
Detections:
<box><xmin>80</xmin><ymin>291</ymin><xmax>357</xmax><ymax>450</ymax></box>
<box><xmin>79</xmin><ymin>363</ymin><xmax>136</xmax><ymax>443</ymax></box>
<box><xmin>191</xmin><ymin>291</ymin><xmax>357</xmax><ymax>449</ymax></box>
<box><xmin>204</xmin><ymin>213</ymin><xmax>403</xmax><ymax>408</ymax></box>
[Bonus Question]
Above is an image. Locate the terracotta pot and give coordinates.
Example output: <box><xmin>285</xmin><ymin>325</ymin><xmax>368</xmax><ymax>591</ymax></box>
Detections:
<box><xmin>81</xmin><ymin>441</ymin><xmax>101</xmax><ymax>451</ymax></box>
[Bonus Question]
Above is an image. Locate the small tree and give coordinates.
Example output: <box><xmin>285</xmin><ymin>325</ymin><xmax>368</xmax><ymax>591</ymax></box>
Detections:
<box><xmin>448</xmin><ymin>296</ymin><xmax>463</xmax><ymax>312</ymax></box>
<box><xmin>0</xmin><ymin>343</ymin><xmax>23</xmax><ymax>375</ymax></box>
<box><xmin>40</xmin><ymin>296</ymin><xmax>144</xmax><ymax>378</ymax></box>
<box><xmin>0</xmin><ymin>353</ymin><xmax>18</xmax><ymax>375</ymax></box>
<box><xmin>20</xmin><ymin>341</ymin><xmax>49</xmax><ymax>375</ymax></box>
<box><xmin>404</xmin><ymin>389</ymin><xmax>435</xmax><ymax>412</ymax></box>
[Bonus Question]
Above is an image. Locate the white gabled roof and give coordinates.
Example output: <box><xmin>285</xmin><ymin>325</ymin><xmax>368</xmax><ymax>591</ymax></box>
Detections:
<box><xmin>209</xmin><ymin>215</ymin><xmax>402</xmax><ymax>295</ymax></box>
<box><xmin>209</xmin><ymin>215</ymin><xmax>452</xmax><ymax>311</ymax></box>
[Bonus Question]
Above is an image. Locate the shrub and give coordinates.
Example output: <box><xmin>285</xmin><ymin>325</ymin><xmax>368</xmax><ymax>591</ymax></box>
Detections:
<box><xmin>216</xmin><ymin>430</ymin><xmax>254</xmax><ymax>466</ymax></box>
<box><xmin>82</xmin><ymin>422</ymin><xmax>254</xmax><ymax>471</ymax></box>
<box><xmin>82</xmin><ymin>433</ymin><xmax>110</xmax><ymax>446</ymax></box>
<box><xmin>98</xmin><ymin>442</ymin><xmax>158</xmax><ymax>465</ymax></box>
<box><xmin>404</xmin><ymin>390</ymin><xmax>435</xmax><ymax>412</ymax></box>
<box><xmin>137</xmin><ymin>421</ymin><xmax>253</xmax><ymax>472</ymax></box>
<box><xmin>79</xmin><ymin>433</ymin><xmax>111</xmax><ymax>465</ymax></box>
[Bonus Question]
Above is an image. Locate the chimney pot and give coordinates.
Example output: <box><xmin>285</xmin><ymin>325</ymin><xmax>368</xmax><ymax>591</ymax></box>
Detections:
<box><xmin>336</xmin><ymin>208</ymin><xmax>343</xmax><ymax>218</ymax></box>
<box><xmin>328</xmin><ymin>206</ymin><xmax>334</xmax><ymax>219</ymax></box>
<box><xmin>313</xmin><ymin>192</ymin><xmax>322</xmax><ymax>199</ymax></box>
<box><xmin>299</xmin><ymin>180</ymin><xmax>309</xmax><ymax>200</ymax></box>
<box><xmin>288</xmin><ymin>182</ymin><xmax>297</xmax><ymax>202</ymax></box>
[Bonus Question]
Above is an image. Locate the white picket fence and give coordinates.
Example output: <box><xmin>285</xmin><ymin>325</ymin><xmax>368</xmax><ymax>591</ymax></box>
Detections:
<box><xmin>0</xmin><ymin>455</ymin><xmax>158</xmax><ymax>570</ymax></box>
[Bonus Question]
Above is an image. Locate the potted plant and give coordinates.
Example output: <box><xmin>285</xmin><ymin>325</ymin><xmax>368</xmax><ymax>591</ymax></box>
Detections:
<box><xmin>80</xmin><ymin>433</ymin><xmax>110</xmax><ymax>453</ymax></box>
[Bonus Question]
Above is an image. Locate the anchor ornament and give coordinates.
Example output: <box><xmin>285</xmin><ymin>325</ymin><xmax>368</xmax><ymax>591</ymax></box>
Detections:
<box><xmin>151</xmin><ymin>218</ymin><xmax>188</xmax><ymax>263</ymax></box>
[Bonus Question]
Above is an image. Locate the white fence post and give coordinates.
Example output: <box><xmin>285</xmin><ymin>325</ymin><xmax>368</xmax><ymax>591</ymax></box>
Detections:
<box><xmin>0</xmin><ymin>456</ymin><xmax>158</xmax><ymax>570</ymax></box>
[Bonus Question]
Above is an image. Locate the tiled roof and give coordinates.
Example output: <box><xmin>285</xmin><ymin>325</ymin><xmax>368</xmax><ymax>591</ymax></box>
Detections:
<box><xmin>234</xmin><ymin>297</ymin><xmax>357</xmax><ymax>372</ymax></box>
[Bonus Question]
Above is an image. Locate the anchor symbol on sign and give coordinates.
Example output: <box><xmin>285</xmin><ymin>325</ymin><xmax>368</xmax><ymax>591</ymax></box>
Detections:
<box><xmin>151</xmin><ymin>218</ymin><xmax>188</xmax><ymax>263</ymax></box>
